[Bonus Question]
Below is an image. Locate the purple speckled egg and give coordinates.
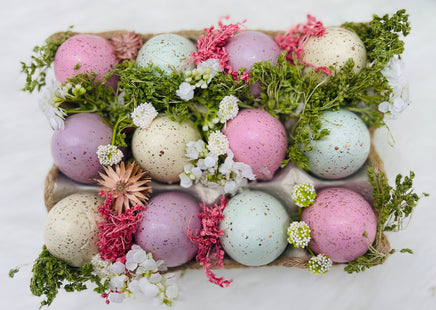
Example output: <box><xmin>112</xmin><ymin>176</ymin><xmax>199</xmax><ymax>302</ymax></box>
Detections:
<box><xmin>51</xmin><ymin>113</ymin><xmax>113</xmax><ymax>184</ymax></box>
<box><xmin>134</xmin><ymin>192</ymin><xmax>201</xmax><ymax>267</ymax></box>
<box><xmin>301</xmin><ymin>187</ymin><xmax>377</xmax><ymax>263</ymax></box>
<box><xmin>225</xmin><ymin>31</ymin><xmax>280</xmax><ymax>95</ymax></box>
<box><xmin>54</xmin><ymin>35</ymin><xmax>118</xmax><ymax>88</ymax></box>
<box><xmin>222</xmin><ymin>109</ymin><xmax>288</xmax><ymax>181</ymax></box>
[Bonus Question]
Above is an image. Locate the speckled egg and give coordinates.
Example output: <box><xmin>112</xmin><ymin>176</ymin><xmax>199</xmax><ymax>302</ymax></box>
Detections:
<box><xmin>51</xmin><ymin>113</ymin><xmax>113</xmax><ymax>184</ymax></box>
<box><xmin>301</xmin><ymin>187</ymin><xmax>377</xmax><ymax>263</ymax></box>
<box><xmin>219</xmin><ymin>190</ymin><xmax>290</xmax><ymax>266</ymax></box>
<box><xmin>225</xmin><ymin>31</ymin><xmax>281</xmax><ymax>95</ymax></box>
<box><xmin>43</xmin><ymin>192</ymin><xmax>104</xmax><ymax>267</ymax></box>
<box><xmin>222</xmin><ymin>109</ymin><xmax>288</xmax><ymax>181</ymax></box>
<box><xmin>131</xmin><ymin>114</ymin><xmax>201</xmax><ymax>184</ymax></box>
<box><xmin>302</xmin><ymin>26</ymin><xmax>367</xmax><ymax>75</ymax></box>
<box><xmin>301</xmin><ymin>109</ymin><xmax>370</xmax><ymax>179</ymax></box>
<box><xmin>54</xmin><ymin>34</ymin><xmax>118</xmax><ymax>88</ymax></box>
<box><xmin>136</xmin><ymin>33</ymin><xmax>196</xmax><ymax>74</ymax></box>
<box><xmin>134</xmin><ymin>192</ymin><xmax>201</xmax><ymax>267</ymax></box>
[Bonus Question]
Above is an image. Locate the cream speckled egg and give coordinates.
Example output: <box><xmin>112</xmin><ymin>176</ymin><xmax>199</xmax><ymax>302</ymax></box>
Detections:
<box><xmin>219</xmin><ymin>190</ymin><xmax>290</xmax><ymax>266</ymax></box>
<box><xmin>131</xmin><ymin>114</ymin><xmax>201</xmax><ymax>183</ymax></box>
<box><xmin>136</xmin><ymin>33</ymin><xmax>196</xmax><ymax>74</ymax></box>
<box><xmin>301</xmin><ymin>109</ymin><xmax>370</xmax><ymax>179</ymax></box>
<box><xmin>43</xmin><ymin>193</ymin><xmax>104</xmax><ymax>267</ymax></box>
<box><xmin>302</xmin><ymin>26</ymin><xmax>367</xmax><ymax>75</ymax></box>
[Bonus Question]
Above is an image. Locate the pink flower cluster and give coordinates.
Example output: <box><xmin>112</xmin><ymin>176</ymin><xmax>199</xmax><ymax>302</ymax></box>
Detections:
<box><xmin>109</xmin><ymin>31</ymin><xmax>144</xmax><ymax>63</ymax></box>
<box><xmin>189</xmin><ymin>16</ymin><xmax>249</xmax><ymax>83</ymax></box>
<box><xmin>187</xmin><ymin>196</ymin><xmax>232</xmax><ymax>287</ymax></box>
<box><xmin>275</xmin><ymin>15</ymin><xmax>331</xmax><ymax>74</ymax></box>
<box><xmin>97</xmin><ymin>191</ymin><xmax>145</xmax><ymax>263</ymax></box>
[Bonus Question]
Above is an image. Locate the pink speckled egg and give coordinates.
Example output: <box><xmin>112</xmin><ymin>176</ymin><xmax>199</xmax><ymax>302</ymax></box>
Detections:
<box><xmin>54</xmin><ymin>35</ymin><xmax>118</xmax><ymax>88</ymax></box>
<box><xmin>301</xmin><ymin>187</ymin><xmax>377</xmax><ymax>263</ymax></box>
<box><xmin>225</xmin><ymin>31</ymin><xmax>280</xmax><ymax>95</ymax></box>
<box><xmin>134</xmin><ymin>192</ymin><xmax>201</xmax><ymax>267</ymax></box>
<box><xmin>51</xmin><ymin>113</ymin><xmax>113</xmax><ymax>184</ymax></box>
<box><xmin>222</xmin><ymin>109</ymin><xmax>288</xmax><ymax>181</ymax></box>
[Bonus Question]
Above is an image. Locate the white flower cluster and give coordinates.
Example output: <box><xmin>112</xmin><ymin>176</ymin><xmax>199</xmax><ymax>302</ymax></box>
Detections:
<box><xmin>96</xmin><ymin>144</ymin><xmax>124</xmax><ymax>166</ymax></box>
<box><xmin>176</xmin><ymin>59</ymin><xmax>223</xmax><ymax>101</ymax></box>
<box><xmin>307</xmin><ymin>253</ymin><xmax>333</xmax><ymax>274</ymax></box>
<box><xmin>91</xmin><ymin>245</ymin><xmax>178</xmax><ymax>305</ymax></box>
<box><xmin>378</xmin><ymin>56</ymin><xmax>411</xmax><ymax>119</ymax></box>
<box><xmin>131</xmin><ymin>102</ymin><xmax>158</xmax><ymax>129</ymax></box>
<box><xmin>179</xmin><ymin>134</ymin><xmax>255</xmax><ymax>194</ymax></box>
<box><xmin>287</xmin><ymin>221</ymin><xmax>311</xmax><ymax>248</ymax></box>
<box><xmin>217</xmin><ymin>95</ymin><xmax>239</xmax><ymax>123</ymax></box>
<box><xmin>291</xmin><ymin>183</ymin><xmax>317</xmax><ymax>208</ymax></box>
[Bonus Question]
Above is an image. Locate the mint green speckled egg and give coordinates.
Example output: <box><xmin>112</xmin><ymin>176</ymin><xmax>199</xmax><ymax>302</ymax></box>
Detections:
<box><xmin>301</xmin><ymin>109</ymin><xmax>370</xmax><ymax>179</ymax></box>
<box><xmin>136</xmin><ymin>33</ymin><xmax>196</xmax><ymax>74</ymax></box>
<box><xmin>220</xmin><ymin>190</ymin><xmax>290</xmax><ymax>266</ymax></box>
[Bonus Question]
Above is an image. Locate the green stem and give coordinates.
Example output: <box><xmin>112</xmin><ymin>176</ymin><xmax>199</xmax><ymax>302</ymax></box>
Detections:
<box><xmin>307</xmin><ymin>247</ymin><xmax>316</xmax><ymax>257</ymax></box>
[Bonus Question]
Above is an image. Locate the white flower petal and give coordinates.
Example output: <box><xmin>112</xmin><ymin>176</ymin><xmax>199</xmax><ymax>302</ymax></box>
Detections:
<box><xmin>165</xmin><ymin>285</ymin><xmax>179</xmax><ymax>300</ymax></box>
<box><xmin>176</xmin><ymin>82</ymin><xmax>194</xmax><ymax>101</ymax></box>
<box><xmin>108</xmin><ymin>292</ymin><xmax>125</xmax><ymax>303</ymax></box>
<box><xmin>148</xmin><ymin>273</ymin><xmax>163</xmax><ymax>284</ymax></box>
<box><xmin>138</xmin><ymin>278</ymin><xmax>160</xmax><ymax>298</ymax></box>
<box><xmin>110</xmin><ymin>261</ymin><xmax>126</xmax><ymax>274</ymax></box>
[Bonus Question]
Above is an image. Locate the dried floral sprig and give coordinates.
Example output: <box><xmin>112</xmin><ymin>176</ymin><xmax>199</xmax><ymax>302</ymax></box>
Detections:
<box><xmin>275</xmin><ymin>15</ymin><xmax>326</xmax><ymax>65</ymax></box>
<box><xmin>187</xmin><ymin>197</ymin><xmax>232</xmax><ymax>287</ymax></box>
<box><xmin>97</xmin><ymin>191</ymin><xmax>146</xmax><ymax>263</ymax></box>
<box><xmin>96</xmin><ymin>161</ymin><xmax>152</xmax><ymax>214</ymax></box>
<box><xmin>109</xmin><ymin>31</ymin><xmax>143</xmax><ymax>63</ymax></box>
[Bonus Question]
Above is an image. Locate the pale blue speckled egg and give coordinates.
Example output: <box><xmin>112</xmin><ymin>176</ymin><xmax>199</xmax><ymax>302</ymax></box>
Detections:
<box><xmin>301</xmin><ymin>109</ymin><xmax>370</xmax><ymax>179</ymax></box>
<box><xmin>219</xmin><ymin>190</ymin><xmax>289</xmax><ymax>266</ymax></box>
<box><xmin>136</xmin><ymin>33</ymin><xmax>196</xmax><ymax>74</ymax></box>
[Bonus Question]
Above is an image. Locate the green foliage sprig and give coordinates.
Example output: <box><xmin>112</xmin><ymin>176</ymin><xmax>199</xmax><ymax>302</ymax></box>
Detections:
<box><xmin>21</xmin><ymin>26</ymin><xmax>73</xmax><ymax>93</ymax></box>
<box><xmin>344</xmin><ymin>167</ymin><xmax>428</xmax><ymax>273</ymax></box>
<box><xmin>9</xmin><ymin>246</ymin><xmax>107</xmax><ymax>308</ymax></box>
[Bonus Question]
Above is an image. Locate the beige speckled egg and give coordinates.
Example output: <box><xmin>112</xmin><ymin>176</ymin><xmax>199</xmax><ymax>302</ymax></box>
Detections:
<box><xmin>302</xmin><ymin>26</ymin><xmax>367</xmax><ymax>75</ymax></box>
<box><xmin>131</xmin><ymin>114</ymin><xmax>201</xmax><ymax>184</ymax></box>
<box><xmin>43</xmin><ymin>193</ymin><xmax>103</xmax><ymax>267</ymax></box>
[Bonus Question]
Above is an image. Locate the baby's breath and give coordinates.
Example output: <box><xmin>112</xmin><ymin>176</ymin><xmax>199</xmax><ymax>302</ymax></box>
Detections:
<box><xmin>96</xmin><ymin>144</ymin><xmax>124</xmax><ymax>166</ymax></box>
<box><xmin>131</xmin><ymin>102</ymin><xmax>158</xmax><ymax>129</ymax></box>
<box><xmin>287</xmin><ymin>221</ymin><xmax>311</xmax><ymax>248</ymax></box>
<box><xmin>292</xmin><ymin>183</ymin><xmax>317</xmax><ymax>207</ymax></box>
<box><xmin>217</xmin><ymin>95</ymin><xmax>239</xmax><ymax>123</ymax></box>
<box><xmin>307</xmin><ymin>254</ymin><xmax>332</xmax><ymax>274</ymax></box>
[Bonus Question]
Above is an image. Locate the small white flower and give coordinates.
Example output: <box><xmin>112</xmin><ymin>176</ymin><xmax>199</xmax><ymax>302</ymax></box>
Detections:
<box><xmin>109</xmin><ymin>274</ymin><xmax>127</xmax><ymax>291</ymax></box>
<box><xmin>138</xmin><ymin>277</ymin><xmax>159</xmax><ymax>298</ymax></box>
<box><xmin>156</xmin><ymin>260</ymin><xmax>168</xmax><ymax>272</ymax></box>
<box><xmin>217</xmin><ymin>95</ymin><xmax>239</xmax><ymax>123</ymax></box>
<box><xmin>207</xmin><ymin>131</ymin><xmax>229</xmax><ymax>156</ymax></box>
<box><xmin>131</xmin><ymin>102</ymin><xmax>158</xmax><ymax>129</ymax></box>
<box><xmin>117</xmin><ymin>90</ymin><xmax>126</xmax><ymax>107</ymax></box>
<box><xmin>197</xmin><ymin>58</ymin><xmax>223</xmax><ymax>83</ymax></box>
<box><xmin>91</xmin><ymin>254</ymin><xmax>111</xmax><ymax>276</ymax></box>
<box><xmin>179</xmin><ymin>173</ymin><xmax>193</xmax><ymax>188</ymax></box>
<box><xmin>38</xmin><ymin>88</ymin><xmax>66</xmax><ymax>130</ymax></box>
<box><xmin>186</xmin><ymin>140</ymin><xmax>206</xmax><ymax>160</ymax></box>
<box><xmin>307</xmin><ymin>254</ymin><xmax>333</xmax><ymax>274</ymax></box>
<box><xmin>96</xmin><ymin>144</ymin><xmax>124</xmax><ymax>166</ymax></box>
<box><xmin>224</xmin><ymin>180</ymin><xmax>238</xmax><ymax>194</ymax></box>
<box><xmin>232</xmin><ymin>162</ymin><xmax>256</xmax><ymax>180</ymax></box>
<box><xmin>176</xmin><ymin>82</ymin><xmax>194</xmax><ymax>101</ymax></box>
<box><xmin>110</xmin><ymin>261</ymin><xmax>126</xmax><ymax>274</ymax></box>
<box><xmin>125</xmin><ymin>245</ymin><xmax>147</xmax><ymax>271</ymax></box>
<box><xmin>165</xmin><ymin>285</ymin><xmax>179</xmax><ymax>300</ymax></box>
<box><xmin>108</xmin><ymin>291</ymin><xmax>124</xmax><ymax>303</ymax></box>
<box><xmin>56</xmin><ymin>82</ymin><xmax>72</xmax><ymax>99</ymax></box>
<box><xmin>140</xmin><ymin>259</ymin><xmax>158</xmax><ymax>272</ymax></box>
<box><xmin>148</xmin><ymin>273</ymin><xmax>163</xmax><ymax>284</ymax></box>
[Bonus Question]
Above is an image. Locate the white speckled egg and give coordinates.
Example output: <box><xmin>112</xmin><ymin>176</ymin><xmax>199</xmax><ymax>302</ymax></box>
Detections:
<box><xmin>136</xmin><ymin>33</ymin><xmax>196</xmax><ymax>74</ymax></box>
<box><xmin>43</xmin><ymin>193</ymin><xmax>104</xmax><ymax>267</ymax></box>
<box><xmin>219</xmin><ymin>190</ymin><xmax>290</xmax><ymax>266</ymax></box>
<box><xmin>300</xmin><ymin>109</ymin><xmax>370</xmax><ymax>179</ymax></box>
<box><xmin>131</xmin><ymin>114</ymin><xmax>201</xmax><ymax>183</ymax></box>
<box><xmin>302</xmin><ymin>26</ymin><xmax>367</xmax><ymax>75</ymax></box>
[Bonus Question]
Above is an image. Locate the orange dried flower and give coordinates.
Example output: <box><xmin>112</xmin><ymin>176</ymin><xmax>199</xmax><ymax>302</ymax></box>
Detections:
<box><xmin>97</xmin><ymin>161</ymin><xmax>152</xmax><ymax>214</ymax></box>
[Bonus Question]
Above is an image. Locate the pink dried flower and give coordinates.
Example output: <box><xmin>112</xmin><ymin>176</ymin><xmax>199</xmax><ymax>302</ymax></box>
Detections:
<box><xmin>109</xmin><ymin>31</ymin><xmax>144</xmax><ymax>63</ymax></box>
<box><xmin>97</xmin><ymin>190</ymin><xmax>146</xmax><ymax>263</ymax></box>
<box><xmin>189</xmin><ymin>16</ymin><xmax>248</xmax><ymax>83</ymax></box>
<box><xmin>275</xmin><ymin>15</ymin><xmax>331</xmax><ymax>74</ymax></box>
<box><xmin>187</xmin><ymin>197</ymin><xmax>232</xmax><ymax>287</ymax></box>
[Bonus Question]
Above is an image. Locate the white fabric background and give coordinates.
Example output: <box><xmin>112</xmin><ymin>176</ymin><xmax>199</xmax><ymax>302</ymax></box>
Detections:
<box><xmin>1</xmin><ymin>0</ymin><xmax>435</xmax><ymax>309</ymax></box>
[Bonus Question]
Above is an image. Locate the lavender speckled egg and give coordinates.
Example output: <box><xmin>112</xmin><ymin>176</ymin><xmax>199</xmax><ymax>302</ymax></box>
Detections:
<box><xmin>136</xmin><ymin>33</ymin><xmax>196</xmax><ymax>74</ymax></box>
<box><xmin>225</xmin><ymin>31</ymin><xmax>280</xmax><ymax>95</ymax></box>
<box><xmin>54</xmin><ymin>35</ymin><xmax>118</xmax><ymax>88</ymax></box>
<box><xmin>131</xmin><ymin>114</ymin><xmax>201</xmax><ymax>184</ymax></box>
<box><xmin>219</xmin><ymin>190</ymin><xmax>289</xmax><ymax>266</ymax></box>
<box><xmin>134</xmin><ymin>192</ymin><xmax>201</xmax><ymax>267</ymax></box>
<box><xmin>222</xmin><ymin>109</ymin><xmax>288</xmax><ymax>181</ymax></box>
<box><xmin>302</xmin><ymin>26</ymin><xmax>367</xmax><ymax>75</ymax></box>
<box><xmin>301</xmin><ymin>187</ymin><xmax>377</xmax><ymax>263</ymax></box>
<box><xmin>51</xmin><ymin>113</ymin><xmax>113</xmax><ymax>184</ymax></box>
<box><xmin>44</xmin><ymin>193</ymin><xmax>104</xmax><ymax>267</ymax></box>
<box><xmin>301</xmin><ymin>109</ymin><xmax>370</xmax><ymax>179</ymax></box>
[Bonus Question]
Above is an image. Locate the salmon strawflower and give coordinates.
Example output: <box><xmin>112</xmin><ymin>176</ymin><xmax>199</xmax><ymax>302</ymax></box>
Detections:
<box><xmin>97</xmin><ymin>161</ymin><xmax>152</xmax><ymax>214</ymax></box>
